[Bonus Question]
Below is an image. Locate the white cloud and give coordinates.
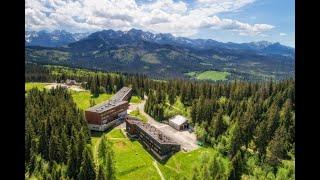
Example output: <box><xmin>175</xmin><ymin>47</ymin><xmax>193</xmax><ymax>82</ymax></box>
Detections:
<box><xmin>25</xmin><ymin>0</ymin><xmax>274</xmax><ymax>37</ymax></box>
<box><xmin>280</xmin><ymin>32</ymin><xmax>287</xmax><ymax>36</ymax></box>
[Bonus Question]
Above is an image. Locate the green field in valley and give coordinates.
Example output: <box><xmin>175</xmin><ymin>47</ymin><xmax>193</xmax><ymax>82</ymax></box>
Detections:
<box><xmin>25</xmin><ymin>82</ymin><xmax>48</xmax><ymax>91</ymax></box>
<box><xmin>185</xmin><ymin>70</ymin><xmax>230</xmax><ymax>81</ymax></box>
<box><xmin>91</xmin><ymin>129</ymin><xmax>216</xmax><ymax>180</ymax></box>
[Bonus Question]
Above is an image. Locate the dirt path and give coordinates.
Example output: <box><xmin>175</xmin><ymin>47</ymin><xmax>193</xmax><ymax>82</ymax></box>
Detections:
<box><xmin>153</xmin><ymin>160</ymin><xmax>165</xmax><ymax>180</ymax></box>
<box><xmin>166</xmin><ymin>103</ymin><xmax>184</xmax><ymax>113</ymax></box>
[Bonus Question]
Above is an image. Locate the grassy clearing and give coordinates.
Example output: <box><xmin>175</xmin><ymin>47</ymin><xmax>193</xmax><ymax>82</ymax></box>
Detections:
<box><xmin>47</xmin><ymin>65</ymin><xmax>119</xmax><ymax>78</ymax></box>
<box><xmin>26</xmin><ymin>82</ymin><xmax>142</xmax><ymax>111</ymax></box>
<box><xmin>185</xmin><ymin>72</ymin><xmax>197</xmax><ymax>77</ymax></box>
<box><xmin>164</xmin><ymin>96</ymin><xmax>190</xmax><ymax>119</ymax></box>
<box><xmin>26</xmin><ymin>83</ymin><xmax>114</xmax><ymax>110</ymax></box>
<box><xmin>25</xmin><ymin>82</ymin><xmax>48</xmax><ymax>91</ymax></box>
<box><xmin>106</xmin><ymin>129</ymin><xmax>125</xmax><ymax>139</ymax></box>
<box><xmin>160</xmin><ymin>148</ymin><xmax>217</xmax><ymax>179</ymax></box>
<box><xmin>71</xmin><ymin>91</ymin><xmax>113</xmax><ymax>110</ymax></box>
<box><xmin>129</xmin><ymin>109</ymin><xmax>148</xmax><ymax>123</ymax></box>
<box><xmin>185</xmin><ymin>70</ymin><xmax>230</xmax><ymax>81</ymax></box>
<box><xmin>91</xmin><ymin>129</ymin><xmax>161</xmax><ymax>180</ymax></box>
<box><xmin>130</xmin><ymin>96</ymin><xmax>142</xmax><ymax>104</ymax></box>
<box><xmin>91</xmin><ymin>129</ymin><xmax>214</xmax><ymax>180</ymax></box>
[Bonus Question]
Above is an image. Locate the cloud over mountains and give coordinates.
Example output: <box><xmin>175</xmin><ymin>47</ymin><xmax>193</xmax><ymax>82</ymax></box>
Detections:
<box><xmin>25</xmin><ymin>0</ymin><xmax>274</xmax><ymax>37</ymax></box>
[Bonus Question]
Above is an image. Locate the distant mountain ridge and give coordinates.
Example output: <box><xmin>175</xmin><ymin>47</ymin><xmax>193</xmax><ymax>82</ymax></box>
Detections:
<box><xmin>25</xmin><ymin>28</ymin><xmax>295</xmax><ymax>80</ymax></box>
<box><xmin>26</xmin><ymin>29</ymin><xmax>294</xmax><ymax>56</ymax></box>
<box><xmin>25</xmin><ymin>30</ymin><xmax>90</xmax><ymax>47</ymax></box>
<box><xmin>77</xmin><ymin>29</ymin><xmax>294</xmax><ymax>56</ymax></box>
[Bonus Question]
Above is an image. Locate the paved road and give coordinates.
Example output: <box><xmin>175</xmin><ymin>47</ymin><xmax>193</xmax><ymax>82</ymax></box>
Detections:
<box><xmin>128</xmin><ymin>97</ymin><xmax>199</xmax><ymax>152</ymax></box>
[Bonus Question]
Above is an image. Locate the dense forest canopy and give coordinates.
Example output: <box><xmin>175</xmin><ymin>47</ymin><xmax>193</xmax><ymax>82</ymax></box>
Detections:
<box><xmin>25</xmin><ymin>87</ymin><xmax>115</xmax><ymax>179</ymax></box>
<box><xmin>25</xmin><ymin>63</ymin><xmax>294</xmax><ymax>179</ymax></box>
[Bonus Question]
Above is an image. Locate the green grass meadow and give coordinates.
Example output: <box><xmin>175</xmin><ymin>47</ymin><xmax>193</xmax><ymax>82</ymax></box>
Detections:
<box><xmin>25</xmin><ymin>82</ymin><xmax>48</xmax><ymax>91</ymax></box>
<box><xmin>71</xmin><ymin>91</ymin><xmax>113</xmax><ymax>110</ymax></box>
<box><xmin>185</xmin><ymin>70</ymin><xmax>230</xmax><ymax>81</ymax></box>
<box><xmin>92</xmin><ymin>129</ymin><xmax>214</xmax><ymax>180</ymax></box>
<box><xmin>129</xmin><ymin>109</ymin><xmax>148</xmax><ymax>123</ymax></box>
<box><xmin>26</xmin><ymin>82</ymin><xmax>140</xmax><ymax>111</ymax></box>
<box><xmin>129</xmin><ymin>96</ymin><xmax>142</xmax><ymax>104</ymax></box>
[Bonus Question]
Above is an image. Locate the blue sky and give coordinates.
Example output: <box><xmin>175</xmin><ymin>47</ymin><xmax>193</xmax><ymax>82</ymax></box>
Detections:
<box><xmin>25</xmin><ymin>0</ymin><xmax>295</xmax><ymax>47</ymax></box>
<box><xmin>195</xmin><ymin>0</ymin><xmax>295</xmax><ymax>47</ymax></box>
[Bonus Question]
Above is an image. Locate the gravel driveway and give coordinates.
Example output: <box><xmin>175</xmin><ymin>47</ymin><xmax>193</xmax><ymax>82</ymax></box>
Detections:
<box><xmin>128</xmin><ymin>98</ymin><xmax>199</xmax><ymax>152</ymax></box>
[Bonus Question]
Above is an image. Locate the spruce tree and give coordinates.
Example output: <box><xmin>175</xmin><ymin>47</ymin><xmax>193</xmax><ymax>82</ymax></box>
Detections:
<box><xmin>78</xmin><ymin>146</ymin><xmax>96</xmax><ymax>180</ymax></box>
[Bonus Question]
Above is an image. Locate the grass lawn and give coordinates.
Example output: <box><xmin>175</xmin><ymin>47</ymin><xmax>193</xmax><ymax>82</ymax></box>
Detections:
<box><xmin>130</xmin><ymin>96</ymin><xmax>142</xmax><ymax>104</ymax></box>
<box><xmin>185</xmin><ymin>70</ymin><xmax>230</xmax><ymax>81</ymax></box>
<box><xmin>71</xmin><ymin>91</ymin><xmax>113</xmax><ymax>110</ymax></box>
<box><xmin>164</xmin><ymin>96</ymin><xmax>190</xmax><ymax>119</ymax></box>
<box><xmin>25</xmin><ymin>82</ymin><xmax>48</xmax><ymax>91</ymax></box>
<box><xmin>91</xmin><ymin>129</ymin><xmax>161</xmax><ymax>180</ymax></box>
<box><xmin>26</xmin><ymin>82</ymin><xmax>113</xmax><ymax>110</ymax></box>
<box><xmin>159</xmin><ymin>148</ymin><xmax>217</xmax><ymax>179</ymax></box>
<box><xmin>129</xmin><ymin>110</ymin><xmax>148</xmax><ymax>123</ymax></box>
<box><xmin>91</xmin><ymin>129</ymin><xmax>215</xmax><ymax>180</ymax></box>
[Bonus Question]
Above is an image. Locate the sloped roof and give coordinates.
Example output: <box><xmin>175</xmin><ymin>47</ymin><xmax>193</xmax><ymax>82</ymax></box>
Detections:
<box><xmin>85</xmin><ymin>86</ymin><xmax>132</xmax><ymax>113</ymax></box>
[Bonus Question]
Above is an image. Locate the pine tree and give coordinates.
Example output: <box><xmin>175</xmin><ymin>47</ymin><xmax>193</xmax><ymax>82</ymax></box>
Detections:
<box><xmin>190</xmin><ymin>100</ymin><xmax>198</xmax><ymax>124</ymax></box>
<box><xmin>67</xmin><ymin>139</ymin><xmax>79</xmax><ymax>178</ymax></box>
<box><xmin>96</xmin><ymin>165</ymin><xmax>106</xmax><ymax>180</ymax></box>
<box><xmin>267</xmin><ymin>125</ymin><xmax>288</xmax><ymax>167</ymax></box>
<box><xmin>168</xmin><ymin>89</ymin><xmax>175</xmax><ymax>105</ymax></box>
<box><xmin>78</xmin><ymin>146</ymin><xmax>96</xmax><ymax>180</ymax></box>
<box><xmin>229</xmin><ymin>121</ymin><xmax>242</xmax><ymax>157</ymax></box>
<box><xmin>230</xmin><ymin>150</ymin><xmax>244</xmax><ymax>180</ymax></box>
<box><xmin>97</xmin><ymin>136</ymin><xmax>115</xmax><ymax>180</ymax></box>
<box><xmin>213</xmin><ymin>112</ymin><xmax>227</xmax><ymax>138</ymax></box>
<box><xmin>105</xmin><ymin>149</ymin><xmax>115</xmax><ymax>180</ymax></box>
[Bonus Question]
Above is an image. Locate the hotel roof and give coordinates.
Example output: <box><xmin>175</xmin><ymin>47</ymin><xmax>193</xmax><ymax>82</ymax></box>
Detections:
<box><xmin>86</xmin><ymin>100</ymin><xmax>127</xmax><ymax>113</ymax></box>
<box><xmin>85</xmin><ymin>86</ymin><xmax>132</xmax><ymax>113</ymax></box>
<box><xmin>126</xmin><ymin>117</ymin><xmax>178</xmax><ymax>145</ymax></box>
<box><xmin>111</xmin><ymin>87</ymin><xmax>132</xmax><ymax>101</ymax></box>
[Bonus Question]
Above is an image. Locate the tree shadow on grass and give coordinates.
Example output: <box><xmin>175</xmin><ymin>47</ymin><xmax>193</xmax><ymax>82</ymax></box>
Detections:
<box><xmin>90</xmin><ymin>128</ymin><xmax>113</xmax><ymax>138</ymax></box>
<box><xmin>117</xmin><ymin>164</ymin><xmax>147</xmax><ymax>176</ymax></box>
<box><xmin>126</xmin><ymin>135</ymin><xmax>176</xmax><ymax>165</ymax></box>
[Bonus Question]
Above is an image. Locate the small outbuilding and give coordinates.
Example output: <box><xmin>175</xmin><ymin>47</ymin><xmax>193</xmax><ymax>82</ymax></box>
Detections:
<box><xmin>168</xmin><ymin>115</ymin><xmax>188</xmax><ymax>131</ymax></box>
<box><xmin>65</xmin><ymin>79</ymin><xmax>77</xmax><ymax>86</ymax></box>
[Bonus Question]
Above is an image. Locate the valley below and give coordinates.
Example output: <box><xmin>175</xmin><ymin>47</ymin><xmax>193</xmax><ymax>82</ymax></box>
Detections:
<box><xmin>25</xmin><ymin>29</ymin><xmax>295</xmax><ymax>81</ymax></box>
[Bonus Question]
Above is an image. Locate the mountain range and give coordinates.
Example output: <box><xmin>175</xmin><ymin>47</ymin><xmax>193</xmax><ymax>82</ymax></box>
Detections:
<box><xmin>25</xmin><ymin>30</ymin><xmax>90</xmax><ymax>47</ymax></box>
<box><xmin>25</xmin><ymin>29</ymin><xmax>295</xmax><ymax>80</ymax></box>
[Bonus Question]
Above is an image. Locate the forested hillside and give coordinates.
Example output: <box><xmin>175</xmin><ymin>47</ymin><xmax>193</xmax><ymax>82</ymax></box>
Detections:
<box><xmin>25</xmin><ymin>63</ymin><xmax>294</xmax><ymax>179</ymax></box>
<box><xmin>144</xmin><ymin>79</ymin><xmax>295</xmax><ymax>179</ymax></box>
<box><xmin>25</xmin><ymin>87</ymin><xmax>115</xmax><ymax>179</ymax></box>
<box><xmin>25</xmin><ymin>29</ymin><xmax>294</xmax><ymax>81</ymax></box>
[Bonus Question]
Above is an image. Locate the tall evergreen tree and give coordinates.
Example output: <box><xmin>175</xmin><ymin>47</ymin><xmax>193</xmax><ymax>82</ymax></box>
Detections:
<box><xmin>78</xmin><ymin>146</ymin><xmax>96</xmax><ymax>180</ymax></box>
